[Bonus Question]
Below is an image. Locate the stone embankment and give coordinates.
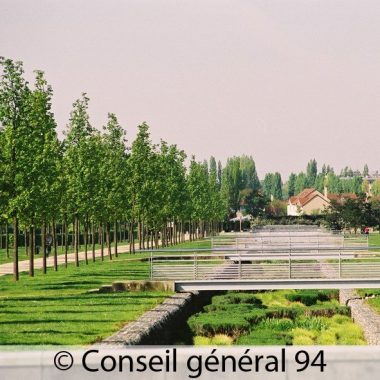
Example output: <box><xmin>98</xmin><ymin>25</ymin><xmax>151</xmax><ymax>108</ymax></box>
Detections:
<box><xmin>340</xmin><ymin>289</ymin><xmax>380</xmax><ymax>345</ymax></box>
<box><xmin>98</xmin><ymin>291</ymin><xmax>212</xmax><ymax>346</ymax></box>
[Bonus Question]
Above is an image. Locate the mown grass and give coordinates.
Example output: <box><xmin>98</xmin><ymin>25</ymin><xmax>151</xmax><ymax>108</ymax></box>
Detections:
<box><xmin>369</xmin><ymin>233</ymin><xmax>380</xmax><ymax>247</ymax></box>
<box><xmin>0</xmin><ymin>256</ymin><xmax>170</xmax><ymax>345</ymax></box>
<box><xmin>189</xmin><ymin>290</ymin><xmax>366</xmax><ymax>346</ymax></box>
<box><xmin>0</xmin><ymin>238</ymin><xmax>211</xmax><ymax>266</ymax></box>
<box><xmin>164</xmin><ymin>239</ymin><xmax>211</xmax><ymax>250</ymax></box>
<box><xmin>0</xmin><ymin>240</ymin><xmax>132</xmax><ymax>265</ymax></box>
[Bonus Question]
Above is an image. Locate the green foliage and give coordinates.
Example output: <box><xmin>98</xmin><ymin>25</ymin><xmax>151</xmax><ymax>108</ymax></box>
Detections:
<box><xmin>191</xmin><ymin>290</ymin><xmax>362</xmax><ymax>346</ymax></box>
<box><xmin>236</xmin><ymin>329</ymin><xmax>290</xmax><ymax>345</ymax></box>
<box><xmin>188</xmin><ymin>311</ymin><xmax>251</xmax><ymax>336</ymax></box>
<box><xmin>295</xmin><ymin>173</ymin><xmax>307</xmax><ymax>194</ymax></box>
<box><xmin>306</xmin><ymin>159</ymin><xmax>317</xmax><ymax>187</ymax></box>
<box><xmin>287</xmin><ymin>173</ymin><xmax>297</xmax><ymax>197</ymax></box>
<box><xmin>285</xmin><ymin>290</ymin><xmax>337</xmax><ymax>306</ymax></box>
<box><xmin>193</xmin><ymin>336</ymin><xmax>211</xmax><ymax>345</ymax></box>
<box><xmin>211</xmin><ymin>292</ymin><xmax>263</xmax><ymax>306</ymax></box>
<box><xmin>210</xmin><ymin>334</ymin><xmax>234</xmax><ymax>345</ymax></box>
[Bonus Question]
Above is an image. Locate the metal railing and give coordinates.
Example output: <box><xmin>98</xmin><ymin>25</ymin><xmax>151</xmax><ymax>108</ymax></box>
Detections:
<box><xmin>148</xmin><ymin>245</ymin><xmax>380</xmax><ymax>281</ymax></box>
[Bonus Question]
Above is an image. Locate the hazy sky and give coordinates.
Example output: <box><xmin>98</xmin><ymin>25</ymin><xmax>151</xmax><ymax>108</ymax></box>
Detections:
<box><xmin>1</xmin><ymin>0</ymin><xmax>380</xmax><ymax>178</ymax></box>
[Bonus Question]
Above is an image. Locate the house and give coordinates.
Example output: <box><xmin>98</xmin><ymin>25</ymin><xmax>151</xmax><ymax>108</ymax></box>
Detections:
<box><xmin>287</xmin><ymin>187</ymin><xmax>359</xmax><ymax>216</ymax></box>
<box><xmin>287</xmin><ymin>188</ymin><xmax>330</xmax><ymax>216</ymax></box>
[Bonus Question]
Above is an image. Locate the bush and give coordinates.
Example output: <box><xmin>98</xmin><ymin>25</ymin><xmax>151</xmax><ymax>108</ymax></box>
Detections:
<box><xmin>292</xmin><ymin>336</ymin><xmax>314</xmax><ymax>345</ymax></box>
<box><xmin>290</xmin><ymin>328</ymin><xmax>317</xmax><ymax>341</ymax></box>
<box><xmin>211</xmin><ymin>334</ymin><xmax>233</xmax><ymax>345</ymax></box>
<box><xmin>331</xmin><ymin>314</ymin><xmax>352</xmax><ymax>325</ymax></box>
<box><xmin>285</xmin><ymin>290</ymin><xmax>338</xmax><ymax>306</ymax></box>
<box><xmin>258</xmin><ymin>318</ymin><xmax>294</xmax><ymax>331</ymax></box>
<box><xmin>188</xmin><ymin>312</ymin><xmax>250</xmax><ymax>336</ymax></box>
<box><xmin>316</xmin><ymin>331</ymin><xmax>337</xmax><ymax>345</ymax></box>
<box><xmin>193</xmin><ymin>336</ymin><xmax>211</xmax><ymax>345</ymax></box>
<box><xmin>236</xmin><ymin>329</ymin><xmax>291</xmax><ymax>345</ymax></box>
<box><xmin>305</xmin><ymin>303</ymin><xmax>350</xmax><ymax>318</ymax></box>
<box><xmin>212</xmin><ymin>293</ymin><xmax>263</xmax><ymax>306</ymax></box>
<box><xmin>295</xmin><ymin>316</ymin><xmax>329</xmax><ymax>331</ymax></box>
<box><xmin>266</xmin><ymin>306</ymin><xmax>304</xmax><ymax>320</ymax></box>
<box><xmin>204</xmin><ymin>303</ymin><xmax>258</xmax><ymax>313</ymax></box>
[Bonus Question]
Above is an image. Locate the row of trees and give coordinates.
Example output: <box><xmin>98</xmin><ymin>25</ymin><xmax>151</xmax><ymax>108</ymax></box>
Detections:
<box><xmin>1</xmin><ymin>57</ymin><xmax>379</xmax><ymax>281</ymax></box>
<box><xmin>0</xmin><ymin>58</ymin><xmax>227</xmax><ymax>280</ymax></box>
<box><xmin>284</xmin><ymin>160</ymin><xmax>371</xmax><ymax>199</ymax></box>
<box><xmin>325</xmin><ymin>197</ymin><xmax>380</xmax><ymax>232</ymax></box>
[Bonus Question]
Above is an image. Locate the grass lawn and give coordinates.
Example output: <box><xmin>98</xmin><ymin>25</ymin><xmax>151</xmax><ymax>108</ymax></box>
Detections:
<box><xmin>164</xmin><ymin>239</ymin><xmax>211</xmax><ymax>250</ymax></box>
<box><xmin>0</xmin><ymin>256</ymin><xmax>170</xmax><ymax>345</ymax></box>
<box><xmin>369</xmin><ymin>233</ymin><xmax>380</xmax><ymax>247</ymax></box>
<box><xmin>0</xmin><ymin>240</ymin><xmax>133</xmax><ymax>265</ymax></box>
<box><xmin>0</xmin><ymin>238</ymin><xmax>211</xmax><ymax>345</ymax></box>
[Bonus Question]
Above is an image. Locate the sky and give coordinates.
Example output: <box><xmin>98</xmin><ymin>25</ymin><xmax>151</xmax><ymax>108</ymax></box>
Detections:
<box><xmin>1</xmin><ymin>0</ymin><xmax>380</xmax><ymax>179</ymax></box>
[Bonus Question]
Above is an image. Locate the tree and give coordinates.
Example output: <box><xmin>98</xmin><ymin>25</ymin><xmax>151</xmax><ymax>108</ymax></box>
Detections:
<box><xmin>187</xmin><ymin>157</ymin><xmax>211</xmax><ymax>238</ymax></box>
<box><xmin>306</xmin><ymin>159</ymin><xmax>317</xmax><ymax>187</ymax></box>
<box><xmin>363</xmin><ymin>164</ymin><xmax>369</xmax><ymax>177</ymax></box>
<box><xmin>100</xmin><ymin>113</ymin><xmax>128</xmax><ymax>257</ymax></box>
<box><xmin>127</xmin><ymin>122</ymin><xmax>155</xmax><ymax>252</ymax></box>
<box><xmin>240</xmin><ymin>155</ymin><xmax>260</xmax><ymax>192</ymax></box>
<box><xmin>0</xmin><ymin>57</ymin><xmax>31</xmax><ymax>280</ymax></box>
<box><xmin>221</xmin><ymin>157</ymin><xmax>242</xmax><ymax>213</ymax></box>
<box><xmin>287</xmin><ymin>173</ymin><xmax>296</xmax><ymax>197</ymax></box>
<box><xmin>371</xmin><ymin>180</ymin><xmax>380</xmax><ymax>196</ymax></box>
<box><xmin>25</xmin><ymin>70</ymin><xmax>61</xmax><ymax>274</ymax></box>
<box><xmin>272</xmin><ymin>172</ymin><xmax>282</xmax><ymax>200</ymax></box>
<box><xmin>63</xmin><ymin>93</ymin><xmax>94</xmax><ymax>265</ymax></box>
<box><xmin>295</xmin><ymin>172</ymin><xmax>307</xmax><ymax>194</ymax></box>
<box><xmin>263</xmin><ymin>173</ymin><xmax>274</xmax><ymax>199</ymax></box>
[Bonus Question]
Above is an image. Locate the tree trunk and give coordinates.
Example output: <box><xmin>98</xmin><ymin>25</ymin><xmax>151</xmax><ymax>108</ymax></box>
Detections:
<box><xmin>24</xmin><ymin>229</ymin><xmax>28</xmax><ymax>257</ymax></box>
<box><xmin>42</xmin><ymin>222</ymin><xmax>47</xmax><ymax>274</ymax></box>
<box><xmin>100</xmin><ymin>223</ymin><xmax>104</xmax><ymax>261</ymax></box>
<box><xmin>53</xmin><ymin>220</ymin><xmax>58</xmax><ymax>271</ymax></box>
<box><xmin>84</xmin><ymin>217</ymin><xmax>88</xmax><ymax>265</ymax></box>
<box><xmin>29</xmin><ymin>225</ymin><xmax>34</xmax><ymax>277</ymax></box>
<box><xmin>64</xmin><ymin>218</ymin><xmax>68</xmax><ymax>268</ymax></box>
<box><xmin>74</xmin><ymin>216</ymin><xmax>79</xmax><ymax>267</ymax></box>
<box><xmin>114</xmin><ymin>220</ymin><xmax>118</xmax><ymax>257</ymax></box>
<box><xmin>12</xmin><ymin>217</ymin><xmax>19</xmax><ymax>281</ymax></box>
<box><xmin>6</xmin><ymin>224</ymin><xmax>9</xmax><ymax>258</ymax></box>
<box><xmin>91</xmin><ymin>221</ymin><xmax>96</xmax><ymax>262</ymax></box>
<box><xmin>106</xmin><ymin>222</ymin><xmax>112</xmax><ymax>260</ymax></box>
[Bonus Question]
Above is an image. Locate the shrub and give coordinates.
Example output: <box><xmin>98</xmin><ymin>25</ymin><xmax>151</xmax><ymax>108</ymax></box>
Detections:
<box><xmin>212</xmin><ymin>293</ymin><xmax>263</xmax><ymax>306</ymax></box>
<box><xmin>193</xmin><ymin>336</ymin><xmax>211</xmax><ymax>346</ymax></box>
<box><xmin>295</xmin><ymin>316</ymin><xmax>329</xmax><ymax>331</ymax></box>
<box><xmin>290</xmin><ymin>328</ymin><xmax>317</xmax><ymax>341</ymax></box>
<box><xmin>243</xmin><ymin>309</ymin><xmax>269</xmax><ymax>324</ymax></box>
<box><xmin>285</xmin><ymin>290</ymin><xmax>338</xmax><ymax>306</ymax></box>
<box><xmin>211</xmin><ymin>334</ymin><xmax>234</xmax><ymax>345</ymax></box>
<box><xmin>292</xmin><ymin>335</ymin><xmax>314</xmax><ymax>345</ymax></box>
<box><xmin>331</xmin><ymin>314</ymin><xmax>352</xmax><ymax>325</ymax></box>
<box><xmin>305</xmin><ymin>303</ymin><xmax>350</xmax><ymax>318</ymax></box>
<box><xmin>258</xmin><ymin>318</ymin><xmax>294</xmax><ymax>331</ymax></box>
<box><xmin>335</xmin><ymin>324</ymin><xmax>364</xmax><ymax>341</ymax></box>
<box><xmin>266</xmin><ymin>306</ymin><xmax>304</xmax><ymax>320</ymax></box>
<box><xmin>316</xmin><ymin>331</ymin><xmax>337</xmax><ymax>345</ymax></box>
<box><xmin>188</xmin><ymin>312</ymin><xmax>250</xmax><ymax>336</ymax></box>
<box><xmin>204</xmin><ymin>303</ymin><xmax>258</xmax><ymax>313</ymax></box>
<box><xmin>236</xmin><ymin>329</ymin><xmax>291</xmax><ymax>345</ymax></box>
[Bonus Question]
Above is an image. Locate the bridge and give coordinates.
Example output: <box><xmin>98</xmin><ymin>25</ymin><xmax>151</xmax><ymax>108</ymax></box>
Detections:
<box><xmin>143</xmin><ymin>226</ymin><xmax>380</xmax><ymax>291</ymax></box>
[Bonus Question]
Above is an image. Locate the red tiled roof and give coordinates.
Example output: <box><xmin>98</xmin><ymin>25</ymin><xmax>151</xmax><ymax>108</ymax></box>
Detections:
<box><xmin>288</xmin><ymin>188</ymin><xmax>325</xmax><ymax>207</ymax></box>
